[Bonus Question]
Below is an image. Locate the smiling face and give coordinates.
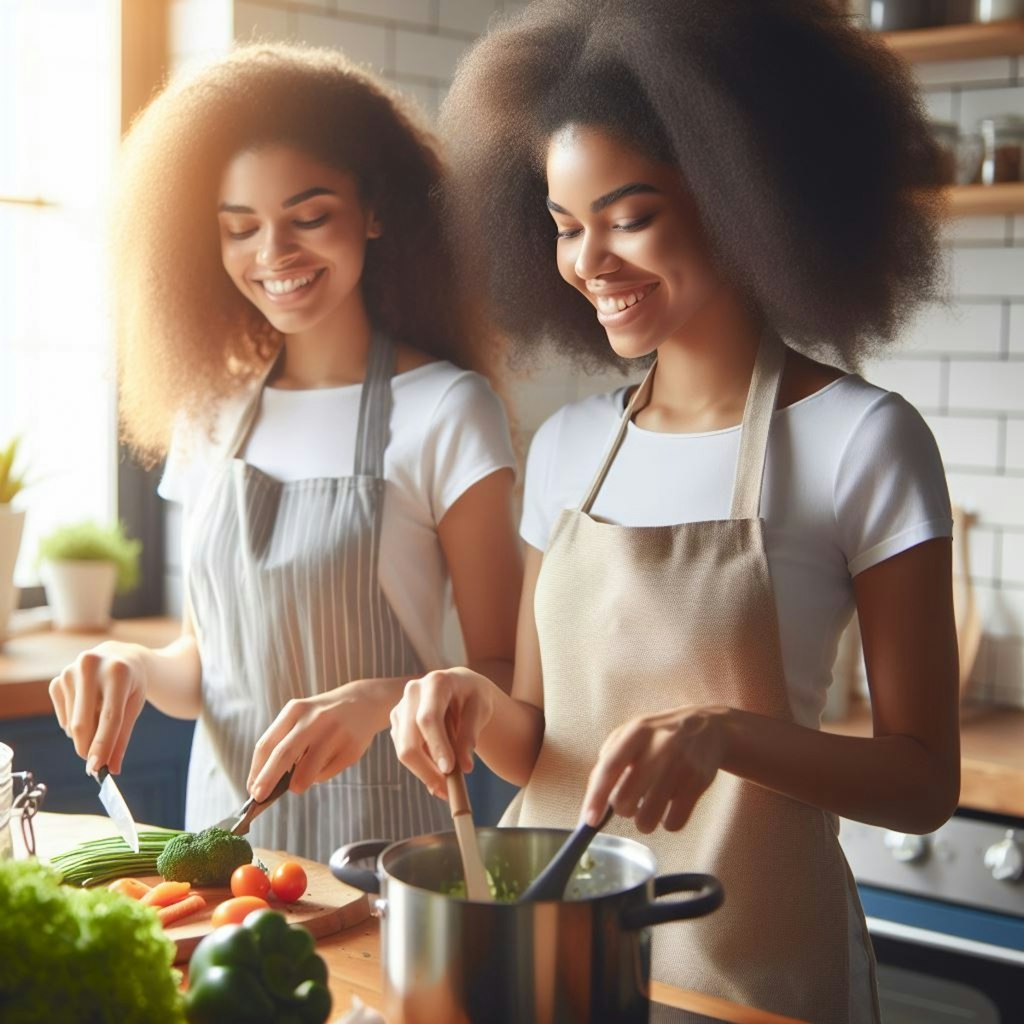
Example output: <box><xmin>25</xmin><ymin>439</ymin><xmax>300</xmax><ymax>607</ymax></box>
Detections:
<box><xmin>217</xmin><ymin>145</ymin><xmax>381</xmax><ymax>339</ymax></box>
<box><xmin>545</xmin><ymin>125</ymin><xmax>724</xmax><ymax>360</ymax></box>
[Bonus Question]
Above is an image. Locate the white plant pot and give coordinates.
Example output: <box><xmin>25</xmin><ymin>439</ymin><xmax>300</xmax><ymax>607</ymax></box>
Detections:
<box><xmin>0</xmin><ymin>507</ymin><xmax>25</xmax><ymax>645</ymax></box>
<box><xmin>41</xmin><ymin>559</ymin><xmax>118</xmax><ymax>632</ymax></box>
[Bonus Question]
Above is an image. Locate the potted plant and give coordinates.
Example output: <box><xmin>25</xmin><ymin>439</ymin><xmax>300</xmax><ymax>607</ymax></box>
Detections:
<box><xmin>0</xmin><ymin>436</ymin><xmax>28</xmax><ymax>644</ymax></box>
<box><xmin>37</xmin><ymin>521</ymin><xmax>142</xmax><ymax>631</ymax></box>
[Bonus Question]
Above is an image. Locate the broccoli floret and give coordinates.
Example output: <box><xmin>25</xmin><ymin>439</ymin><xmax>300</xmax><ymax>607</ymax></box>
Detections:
<box><xmin>156</xmin><ymin>827</ymin><xmax>253</xmax><ymax>886</ymax></box>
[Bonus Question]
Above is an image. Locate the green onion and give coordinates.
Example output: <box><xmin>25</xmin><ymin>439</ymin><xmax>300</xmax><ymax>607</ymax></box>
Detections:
<box><xmin>49</xmin><ymin>829</ymin><xmax>183</xmax><ymax>887</ymax></box>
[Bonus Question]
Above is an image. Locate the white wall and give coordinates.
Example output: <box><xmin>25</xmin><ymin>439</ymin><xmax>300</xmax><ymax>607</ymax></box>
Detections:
<box><xmin>164</xmin><ymin>2</ymin><xmax>1024</xmax><ymax>708</ymax></box>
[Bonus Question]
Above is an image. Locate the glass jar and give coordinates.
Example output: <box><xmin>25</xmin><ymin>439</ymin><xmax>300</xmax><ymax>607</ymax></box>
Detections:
<box><xmin>929</xmin><ymin>121</ymin><xmax>960</xmax><ymax>185</ymax></box>
<box><xmin>979</xmin><ymin>116</ymin><xmax>1024</xmax><ymax>185</ymax></box>
<box><xmin>972</xmin><ymin>0</ymin><xmax>1024</xmax><ymax>22</ymax></box>
<box><xmin>0</xmin><ymin>743</ymin><xmax>12</xmax><ymax>861</ymax></box>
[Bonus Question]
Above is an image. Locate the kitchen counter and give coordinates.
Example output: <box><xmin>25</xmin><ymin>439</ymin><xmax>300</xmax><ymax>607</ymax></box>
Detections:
<box><xmin>0</xmin><ymin>615</ymin><xmax>181</xmax><ymax>718</ymax></box>
<box><xmin>5</xmin><ymin>621</ymin><xmax>1023</xmax><ymax>817</ymax></box>
<box><xmin>15</xmin><ymin>812</ymin><xmax>807</xmax><ymax>1024</ymax></box>
<box><xmin>822</xmin><ymin>698</ymin><xmax>1024</xmax><ymax>818</ymax></box>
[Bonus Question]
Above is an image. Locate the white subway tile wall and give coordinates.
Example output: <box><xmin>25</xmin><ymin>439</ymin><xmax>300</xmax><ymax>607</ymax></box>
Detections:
<box><xmin>162</xmin><ymin>4</ymin><xmax>1024</xmax><ymax>708</ymax></box>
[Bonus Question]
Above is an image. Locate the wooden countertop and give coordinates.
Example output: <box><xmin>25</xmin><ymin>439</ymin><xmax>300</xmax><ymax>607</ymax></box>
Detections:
<box><xmin>6</xmin><ymin>619</ymin><xmax>1022</xmax><ymax>818</ymax></box>
<box><xmin>16</xmin><ymin>812</ymin><xmax>805</xmax><ymax>1024</ymax></box>
<box><xmin>3</xmin><ymin>618</ymin><xmax>1023</xmax><ymax>815</ymax></box>
<box><xmin>0</xmin><ymin>615</ymin><xmax>181</xmax><ymax>718</ymax></box>
<box><xmin>822</xmin><ymin>698</ymin><xmax>1024</xmax><ymax>819</ymax></box>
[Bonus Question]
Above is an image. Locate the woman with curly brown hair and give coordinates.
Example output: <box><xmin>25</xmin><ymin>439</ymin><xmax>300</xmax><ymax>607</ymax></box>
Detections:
<box><xmin>48</xmin><ymin>43</ymin><xmax>522</xmax><ymax>863</ymax></box>
<box><xmin>391</xmin><ymin>2</ymin><xmax>959</xmax><ymax>1019</ymax></box>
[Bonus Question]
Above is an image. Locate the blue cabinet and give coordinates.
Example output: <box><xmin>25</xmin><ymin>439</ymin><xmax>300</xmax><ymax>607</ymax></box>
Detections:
<box><xmin>1</xmin><ymin>706</ymin><xmax>194</xmax><ymax>830</ymax></box>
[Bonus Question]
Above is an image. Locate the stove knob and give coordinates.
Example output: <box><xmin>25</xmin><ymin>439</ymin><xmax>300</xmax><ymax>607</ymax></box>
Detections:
<box><xmin>983</xmin><ymin>831</ymin><xmax>1024</xmax><ymax>883</ymax></box>
<box><xmin>883</xmin><ymin>830</ymin><xmax>929</xmax><ymax>864</ymax></box>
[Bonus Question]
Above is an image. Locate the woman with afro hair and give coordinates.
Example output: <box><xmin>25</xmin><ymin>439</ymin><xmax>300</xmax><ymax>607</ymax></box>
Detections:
<box><xmin>391</xmin><ymin>2</ymin><xmax>958</xmax><ymax>1019</ymax></box>
<box><xmin>48</xmin><ymin>44</ymin><xmax>522</xmax><ymax>863</ymax></box>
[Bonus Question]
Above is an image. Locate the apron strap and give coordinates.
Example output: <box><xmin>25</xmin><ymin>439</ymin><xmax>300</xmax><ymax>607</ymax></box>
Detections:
<box><xmin>729</xmin><ymin>330</ymin><xmax>786</xmax><ymax>520</ymax></box>
<box><xmin>579</xmin><ymin>359</ymin><xmax>657</xmax><ymax>514</ymax></box>
<box><xmin>224</xmin><ymin>349</ymin><xmax>284</xmax><ymax>460</ymax></box>
<box><xmin>354</xmin><ymin>330</ymin><xmax>397</xmax><ymax>478</ymax></box>
<box><xmin>222</xmin><ymin>333</ymin><xmax>397</xmax><ymax>477</ymax></box>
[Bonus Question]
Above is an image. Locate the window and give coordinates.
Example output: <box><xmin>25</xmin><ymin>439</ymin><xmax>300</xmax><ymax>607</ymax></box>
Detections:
<box><xmin>2</xmin><ymin>0</ymin><xmax>167</xmax><ymax>616</ymax></box>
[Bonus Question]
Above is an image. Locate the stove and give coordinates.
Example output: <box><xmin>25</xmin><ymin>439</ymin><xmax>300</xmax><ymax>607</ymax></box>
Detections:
<box><xmin>839</xmin><ymin>808</ymin><xmax>1024</xmax><ymax>1022</ymax></box>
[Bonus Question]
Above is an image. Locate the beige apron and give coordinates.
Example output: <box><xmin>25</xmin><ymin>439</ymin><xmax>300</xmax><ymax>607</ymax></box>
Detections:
<box><xmin>504</xmin><ymin>332</ymin><xmax>879</xmax><ymax>1023</ymax></box>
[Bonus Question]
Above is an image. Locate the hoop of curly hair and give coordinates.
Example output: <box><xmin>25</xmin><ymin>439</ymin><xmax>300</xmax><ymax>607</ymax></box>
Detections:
<box><xmin>438</xmin><ymin>0</ymin><xmax>943</xmax><ymax>374</ymax></box>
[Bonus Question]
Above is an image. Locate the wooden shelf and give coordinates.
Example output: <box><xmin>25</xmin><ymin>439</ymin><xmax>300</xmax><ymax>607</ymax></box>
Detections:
<box><xmin>946</xmin><ymin>182</ymin><xmax>1024</xmax><ymax>216</ymax></box>
<box><xmin>881</xmin><ymin>19</ymin><xmax>1024</xmax><ymax>62</ymax></box>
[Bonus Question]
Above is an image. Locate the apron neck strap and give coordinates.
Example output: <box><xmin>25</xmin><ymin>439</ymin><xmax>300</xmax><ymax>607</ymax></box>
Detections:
<box><xmin>353</xmin><ymin>330</ymin><xmax>397</xmax><ymax>477</ymax></box>
<box><xmin>579</xmin><ymin>358</ymin><xmax>657</xmax><ymax>515</ymax></box>
<box><xmin>578</xmin><ymin>330</ymin><xmax>786</xmax><ymax>519</ymax></box>
<box><xmin>729</xmin><ymin>329</ymin><xmax>786</xmax><ymax>520</ymax></box>
<box><xmin>223</xmin><ymin>331</ymin><xmax>397</xmax><ymax>476</ymax></box>
<box><xmin>224</xmin><ymin>348</ymin><xmax>284</xmax><ymax>460</ymax></box>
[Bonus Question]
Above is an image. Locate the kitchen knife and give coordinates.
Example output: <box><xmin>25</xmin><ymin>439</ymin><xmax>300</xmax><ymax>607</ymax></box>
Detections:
<box><xmin>212</xmin><ymin>769</ymin><xmax>293</xmax><ymax>836</ymax></box>
<box><xmin>94</xmin><ymin>766</ymin><xmax>140</xmax><ymax>853</ymax></box>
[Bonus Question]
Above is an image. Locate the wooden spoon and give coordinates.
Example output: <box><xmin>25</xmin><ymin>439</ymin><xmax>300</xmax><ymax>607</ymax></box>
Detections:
<box><xmin>446</xmin><ymin>766</ymin><xmax>492</xmax><ymax>902</ymax></box>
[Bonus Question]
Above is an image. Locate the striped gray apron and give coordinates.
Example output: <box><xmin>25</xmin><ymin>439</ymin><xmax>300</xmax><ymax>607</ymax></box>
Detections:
<box><xmin>183</xmin><ymin>333</ymin><xmax>450</xmax><ymax>862</ymax></box>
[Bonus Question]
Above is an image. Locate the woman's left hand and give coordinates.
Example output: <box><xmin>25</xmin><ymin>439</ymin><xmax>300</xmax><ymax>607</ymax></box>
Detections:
<box><xmin>247</xmin><ymin>679</ymin><xmax>397</xmax><ymax>800</ymax></box>
<box><xmin>581</xmin><ymin>705</ymin><xmax>728</xmax><ymax>833</ymax></box>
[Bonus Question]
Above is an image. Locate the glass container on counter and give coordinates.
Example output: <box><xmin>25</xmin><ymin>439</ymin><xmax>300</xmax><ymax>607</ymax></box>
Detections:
<box><xmin>972</xmin><ymin>0</ymin><xmax>1024</xmax><ymax>22</ymax></box>
<box><xmin>980</xmin><ymin>115</ymin><xmax>1024</xmax><ymax>184</ymax></box>
<box><xmin>0</xmin><ymin>743</ymin><xmax>12</xmax><ymax>860</ymax></box>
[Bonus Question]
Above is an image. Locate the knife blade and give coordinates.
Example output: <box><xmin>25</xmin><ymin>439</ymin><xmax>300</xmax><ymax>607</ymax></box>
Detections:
<box><xmin>212</xmin><ymin>769</ymin><xmax>294</xmax><ymax>836</ymax></box>
<box><xmin>94</xmin><ymin>766</ymin><xmax>140</xmax><ymax>854</ymax></box>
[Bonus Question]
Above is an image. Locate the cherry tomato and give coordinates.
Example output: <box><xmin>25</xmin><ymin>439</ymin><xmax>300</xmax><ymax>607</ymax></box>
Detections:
<box><xmin>211</xmin><ymin>895</ymin><xmax>270</xmax><ymax>928</ymax></box>
<box><xmin>270</xmin><ymin>861</ymin><xmax>307</xmax><ymax>903</ymax></box>
<box><xmin>230</xmin><ymin>864</ymin><xmax>272</xmax><ymax>900</ymax></box>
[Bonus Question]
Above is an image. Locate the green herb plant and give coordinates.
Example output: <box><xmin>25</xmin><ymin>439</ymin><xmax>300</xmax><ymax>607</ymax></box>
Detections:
<box><xmin>37</xmin><ymin>519</ymin><xmax>142</xmax><ymax>593</ymax></box>
<box><xmin>0</xmin><ymin>859</ymin><xmax>186</xmax><ymax>1024</ymax></box>
<box><xmin>0</xmin><ymin>435</ymin><xmax>27</xmax><ymax>504</ymax></box>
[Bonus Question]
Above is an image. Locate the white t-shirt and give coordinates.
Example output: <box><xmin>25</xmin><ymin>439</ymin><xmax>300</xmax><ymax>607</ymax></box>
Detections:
<box><xmin>520</xmin><ymin>373</ymin><xmax>952</xmax><ymax>727</ymax></box>
<box><xmin>160</xmin><ymin>361</ymin><xmax>516</xmax><ymax>669</ymax></box>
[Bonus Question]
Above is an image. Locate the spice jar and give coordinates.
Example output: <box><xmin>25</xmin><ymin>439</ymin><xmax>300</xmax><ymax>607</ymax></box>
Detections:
<box><xmin>929</xmin><ymin>121</ymin><xmax>960</xmax><ymax>185</ymax></box>
<box><xmin>979</xmin><ymin>116</ymin><xmax>1024</xmax><ymax>185</ymax></box>
<box><xmin>972</xmin><ymin>0</ymin><xmax>1024</xmax><ymax>22</ymax></box>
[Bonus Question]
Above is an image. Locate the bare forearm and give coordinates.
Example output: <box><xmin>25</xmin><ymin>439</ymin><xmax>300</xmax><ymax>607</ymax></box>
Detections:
<box><xmin>719</xmin><ymin>707</ymin><xmax>960</xmax><ymax>834</ymax></box>
<box><xmin>476</xmin><ymin>688</ymin><xmax>545</xmax><ymax>787</ymax></box>
<box><xmin>140</xmin><ymin>636</ymin><xmax>204</xmax><ymax>719</ymax></box>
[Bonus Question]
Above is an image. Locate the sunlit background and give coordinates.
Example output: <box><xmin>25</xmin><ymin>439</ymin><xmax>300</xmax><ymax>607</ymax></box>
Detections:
<box><xmin>1</xmin><ymin>0</ymin><xmax>120</xmax><ymax>587</ymax></box>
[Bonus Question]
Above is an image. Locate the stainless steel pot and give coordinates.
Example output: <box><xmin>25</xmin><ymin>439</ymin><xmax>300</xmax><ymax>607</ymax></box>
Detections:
<box><xmin>331</xmin><ymin>827</ymin><xmax>723</xmax><ymax>1024</ymax></box>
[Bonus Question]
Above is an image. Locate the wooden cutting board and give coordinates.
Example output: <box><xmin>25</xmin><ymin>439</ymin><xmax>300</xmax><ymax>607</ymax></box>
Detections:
<box><xmin>141</xmin><ymin>849</ymin><xmax>371</xmax><ymax>963</ymax></box>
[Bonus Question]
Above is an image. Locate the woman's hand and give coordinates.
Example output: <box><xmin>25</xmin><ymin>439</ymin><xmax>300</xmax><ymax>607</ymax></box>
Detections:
<box><xmin>390</xmin><ymin>667</ymin><xmax>497</xmax><ymax>800</ymax></box>
<box><xmin>581</xmin><ymin>705</ymin><xmax>728</xmax><ymax>833</ymax></box>
<box><xmin>48</xmin><ymin>641</ymin><xmax>150</xmax><ymax>775</ymax></box>
<box><xmin>248</xmin><ymin>678</ymin><xmax>398</xmax><ymax>800</ymax></box>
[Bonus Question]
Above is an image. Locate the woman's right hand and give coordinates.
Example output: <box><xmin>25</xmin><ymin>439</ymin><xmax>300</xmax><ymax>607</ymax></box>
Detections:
<box><xmin>48</xmin><ymin>641</ymin><xmax>149</xmax><ymax>775</ymax></box>
<box><xmin>390</xmin><ymin>667</ymin><xmax>496</xmax><ymax>799</ymax></box>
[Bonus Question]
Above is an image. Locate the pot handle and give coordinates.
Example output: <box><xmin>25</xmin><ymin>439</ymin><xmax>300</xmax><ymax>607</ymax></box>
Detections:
<box><xmin>621</xmin><ymin>872</ymin><xmax>724</xmax><ymax>931</ymax></box>
<box><xmin>329</xmin><ymin>839</ymin><xmax>391</xmax><ymax>895</ymax></box>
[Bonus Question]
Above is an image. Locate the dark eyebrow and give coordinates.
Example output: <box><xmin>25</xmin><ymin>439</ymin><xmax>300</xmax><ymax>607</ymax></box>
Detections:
<box><xmin>218</xmin><ymin>186</ymin><xmax>337</xmax><ymax>215</ymax></box>
<box><xmin>545</xmin><ymin>182</ymin><xmax>660</xmax><ymax>217</ymax></box>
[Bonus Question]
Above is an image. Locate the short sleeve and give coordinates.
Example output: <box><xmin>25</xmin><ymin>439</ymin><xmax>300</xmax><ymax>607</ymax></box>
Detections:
<box><xmin>519</xmin><ymin>409</ymin><xmax>565</xmax><ymax>552</ymax></box>
<box><xmin>834</xmin><ymin>392</ymin><xmax>953</xmax><ymax>576</ymax></box>
<box><xmin>425</xmin><ymin>373</ymin><xmax>516</xmax><ymax>523</ymax></box>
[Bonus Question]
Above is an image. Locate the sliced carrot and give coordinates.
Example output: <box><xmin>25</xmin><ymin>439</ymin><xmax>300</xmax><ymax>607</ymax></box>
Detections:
<box><xmin>107</xmin><ymin>877</ymin><xmax>153</xmax><ymax>900</ymax></box>
<box><xmin>140</xmin><ymin>880</ymin><xmax>193</xmax><ymax>907</ymax></box>
<box><xmin>157</xmin><ymin>893</ymin><xmax>207</xmax><ymax>927</ymax></box>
